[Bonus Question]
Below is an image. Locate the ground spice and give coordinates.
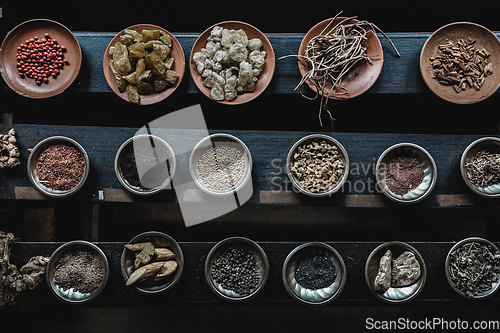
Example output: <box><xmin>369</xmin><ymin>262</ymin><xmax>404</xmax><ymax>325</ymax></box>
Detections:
<box><xmin>386</xmin><ymin>156</ymin><xmax>424</xmax><ymax>196</ymax></box>
<box><xmin>211</xmin><ymin>245</ymin><xmax>259</xmax><ymax>296</ymax></box>
<box><xmin>198</xmin><ymin>144</ymin><xmax>245</xmax><ymax>191</ymax></box>
<box><xmin>54</xmin><ymin>250</ymin><xmax>104</xmax><ymax>294</ymax></box>
<box><xmin>294</xmin><ymin>255</ymin><xmax>336</xmax><ymax>290</ymax></box>
<box><xmin>465</xmin><ymin>150</ymin><xmax>500</xmax><ymax>187</ymax></box>
<box><xmin>36</xmin><ymin>144</ymin><xmax>85</xmax><ymax>191</ymax></box>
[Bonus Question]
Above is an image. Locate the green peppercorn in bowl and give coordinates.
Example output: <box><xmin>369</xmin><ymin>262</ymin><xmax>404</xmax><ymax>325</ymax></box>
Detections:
<box><xmin>460</xmin><ymin>137</ymin><xmax>500</xmax><ymax>198</ymax></box>
<box><xmin>282</xmin><ymin>242</ymin><xmax>347</xmax><ymax>305</ymax></box>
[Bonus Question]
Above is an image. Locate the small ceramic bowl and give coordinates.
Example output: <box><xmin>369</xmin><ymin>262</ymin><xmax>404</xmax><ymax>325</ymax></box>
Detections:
<box><xmin>0</xmin><ymin>19</ymin><xmax>82</xmax><ymax>98</ymax></box>
<box><xmin>365</xmin><ymin>241</ymin><xmax>427</xmax><ymax>304</ymax></box>
<box><xmin>103</xmin><ymin>24</ymin><xmax>185</xmax><ymax>105</ymax></box>
<box><xmin>115</xmin><ymin>134</ymin><xmax>176</xmax><ymax>195</ymax></box>
<box><xmin>205</xmin><ymin>237</ymin><xmax>269</xmax><ymax>301</ymax></box>
<box><xmin>189</xmin><ymin>21</ymin><xmax>275</xmax><ymax>104</ymax></box>
<box><xmin>286</xmin><ymin>134</ymin><xmax>349</xmax><ymax>197</ymax></box>
<box><xmin>460</xmin><ymin>137</ymin><xmax>500</xmax><ymax>197</ymax></box>
<box><xmin>375</xmin><ymin>143</ymin><xmax>437</xmax><ymax>203</ymax></box>
<box><xmin>298</xmin><ymin>17</ymin><xmax>384</xmax><ymax>100</ymax></box>
<box><xmin>46</xmin><ymin>240</ymin><xmax>109</xmax><ymax>304</ymax></box>
<box><xmin>445</xmin><ymin>237</ymin><xmax>500</xmax><ymax>300</ymax></box>
<box><xmin>27</xmin><ymin>136</ymin><xmax>90</xmax><ymax>198</ymax></box>
<box><xmin>282</xmin><ymin>242</ymin><xmax>347</xmax><ymax>305</ymax></box>
<box><xmin>121</xmin><ymin>231</ymin><xmax>184</xmax><ymax>294</ymax></box>
<box><xmin>420</xmin><ymin>22</ymin><xmax>500</xmax><ymax>104</ymax></box>
<box><xmin>189</xmin><ymin>133</ymin><xmax>252</xmax><ymax>196</ymax></box>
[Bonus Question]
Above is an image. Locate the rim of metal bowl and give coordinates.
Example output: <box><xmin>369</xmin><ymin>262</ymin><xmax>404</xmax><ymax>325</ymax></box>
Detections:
<box><xmin>282</xmin><ymin>242</ymin><xmax>347</xmax><ymax>305</ymax></box>
<box><xmin>46</xmin><ymin>240</ymin><xmax>109</xmax><ymax>304</ymax></box>
<box><xmin>189</xmin><ymin>133</ymin><xmax>253</xmax><ymax>196</ymax></box>
<box><xmin>445</xmin><ymin>237</ymin><xmax>500</xmax><ymax>300</ymax></box>
<box><xmin>204</xmin><ymin>236</ymin><xmax>269</xmax><ymax>301</ymax></box>
<box><xmin>365</xmin><ymin>241</ymin><xmax>427</xmax><ymax>304</ymax></box>
<box><xmin>120</xmin><ymin>231</ymin><xmax>184</xmax><ymax>294</ymax></box>
<box><xmin>375</xmin><ymin>143</ymin><xmax>437</xmax><ymax>204</ymax></box>
<box><xmin>27</xmin><ymin>136</ymin><xmax>90</xmax><ymax>198</ymax></box>
<box><xmin>460</xmin><ymin>137</ymin><xmax>500</xmax><ymax>198</ymax></box>
<box><xmin>114</xmin><ymin>134</ymin><xmax>177</xmax><ymax>196</ymax></box>
<box><xmin>286</xmin><ymin>134</ymin><xmax>349</xmax><ymax>197</ymax></box>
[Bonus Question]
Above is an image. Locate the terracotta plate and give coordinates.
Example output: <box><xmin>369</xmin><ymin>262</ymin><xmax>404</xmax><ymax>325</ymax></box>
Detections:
<box><xmin>103</xmin><ymin>24</ymin><xmax>185</xmax><ymax>105</ymax></box>
<box><xmin>190</xmin><ymin>21</ymin><xmax>275</xmax><ymax>105</ymax></box>
<box><xmin>0</xmin><ymin>19</ymin><xmax>82</xmax><ymax>98</ymax></box>
<box><xmin>420</xmin><ymin>22</ymin><xmax>500</xmax><ymax>104</ymax></box>
<box><xmin>298</xmin><ymin>17</ymin><xmax>384</xmax><ymax>100</ymax></box>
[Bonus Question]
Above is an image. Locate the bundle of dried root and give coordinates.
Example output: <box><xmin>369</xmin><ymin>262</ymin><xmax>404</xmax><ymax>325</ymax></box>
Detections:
<box><xmin>0</xmin><ymin>128</ymin><xmax>20</xmax><ymax>169</ymax></box>
<box><xmin>280</xmin><ymin>11</ymin><xmax>400</xmax><ymax>127</ymax></box>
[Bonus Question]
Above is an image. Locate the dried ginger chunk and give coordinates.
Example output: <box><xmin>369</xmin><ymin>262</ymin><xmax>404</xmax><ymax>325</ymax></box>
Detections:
<box><xmin>109</xmin><ymin>60</ymin><xmax>126</xmax><ymax>92</ymax></box>
<box><xmin>128</xmin><ymin>42</ymin><xmax>146</xmax><ymax>58</ymax></box>
<box><xmin>112</xmin><ymin>42</ymin><xmax>132</xmax><ymax>75</ymax></box>
<box><xmin>142</xmin><ymin>30</ymin><xmax>162</xmax><ymax>42</ymax></box>
<box><xmin>126</xmin><ymin>84</ymin><xmax>140</xmax><ymax>104</ymax></box>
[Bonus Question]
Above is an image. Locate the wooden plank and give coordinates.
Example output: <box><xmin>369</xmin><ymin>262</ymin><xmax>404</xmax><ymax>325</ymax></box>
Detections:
<box><xmin>3</xmin><ymin>32</ymin><xmax>498</xmax><ymax>95</ymax></box>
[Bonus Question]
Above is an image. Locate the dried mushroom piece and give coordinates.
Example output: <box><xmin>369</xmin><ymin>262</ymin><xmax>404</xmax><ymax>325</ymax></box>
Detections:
<box><xmin>109</xmin><ymin>28</ymin><xmax>177</xmax><ymax>103</ymax></box>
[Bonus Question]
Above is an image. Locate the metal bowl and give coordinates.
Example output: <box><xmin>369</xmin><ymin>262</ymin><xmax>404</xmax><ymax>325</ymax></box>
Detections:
<box><xmin>46</xmin><ymin>240</ymin><xmax>109</xmax><ymax>304</ymax></box>
<box><xmin>27</xmin><ymin>136</ymin><xmax>90</xmax><ymax>198</ymax></box>
<box><xmin>365</xmin><ymin>241</ymin><xmax>427</xmax><ymax>304</ymax></box>
<box><xmin>375</xmin><ymin>143</ymin><xmax>437</xmax><ymax>203</ymax></box>
<box><xmin>205</xmin><ymin>237</ymin><xmax>269</xmax><ymax>301</ymax></box>
<box><xmin>121</xmin><ymin>231</ymin><xmax>184</xmax><ymax>294</ymax></box>
<box><xmin>115</xmin><ymin>134</ymin><xmax>176</xmax><ymax>196</ymax></box>
<box><xmin>282</xmin><ymin>242</ymin><xmax>346</xmax><ymax>305</ymax></box>
<box><xmin>445</xmin><ymin>237</ymin><xmax>500</xmax><ymax>300</ymax></box>
<box><xmin>286</xmin><ymin>134</ymin><xmax>349</xmax><ymax>197</ymax></box>
<box><xmin>190</xmin><ymin>133</ymin><xmax>252</xmax><ymax>196</ymax></box>
<box><xmin>460</xmin><ymin>137</ymin><xmax>500</xmax><ymax>198</ymax></box>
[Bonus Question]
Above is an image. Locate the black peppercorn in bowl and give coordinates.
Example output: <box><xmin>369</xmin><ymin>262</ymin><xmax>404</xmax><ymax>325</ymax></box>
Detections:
<box><xmin>46</xmin><ymin>240</ymin><xmax>109</xmax><ymax>304</ymax></box>
<box><xmin>445</xmin><ymin>237</ymin><xmax>500</xmax><ymax>300</ymax></box>
<box><xmin>115</xmin><ymin>134</ymin><xmax>177</xmax><ymax>196</ymax></box>
<box><xmin>282</xmin><ymin>242</ymin><xmax>347</xmax><ymax>306</ymax></box>
<box><xmin>460</xmin><ymin>137</ymin><xmax>500</xmax><ymax>198</ymax></box>
<box><xmin>27</xmin><ymin>136</ymin><xmax>90</xmax><ymax>198</ymax></box>
<box><xmin>205</xmin><ymin>237</ymin><xmax>269</xmax><ymax>301</ymax></box>
<box><xmin>375</xmin><ymin>143</ymin><xmax>437</xmax><ymax>204</ymax></box>
<box><xmin>365</xmin><ymin>241</ymin><xmax>427</xmax><ymax>304</ymax></box>
<box><xmin>286</xmin><ymin>134</ymin><xmax>349</xmax><ymax>197</ymax></box>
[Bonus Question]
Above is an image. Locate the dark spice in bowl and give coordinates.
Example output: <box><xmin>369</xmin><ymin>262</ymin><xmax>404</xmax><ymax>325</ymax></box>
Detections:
<box><xmin>295</xmin><ymin>254</ymin><xmax>336</xmax><ymax>290</ymax></box>
<box><xmin>464</xmin><ymin>150</ymin><xmax>500</xmax><ymax>187</ymax></box>
<box><xmin>386</xmin><ymin>156</ymin><xmax>424</xmax><ymax>196</ymax></box>
<box><xmin>36</xmin><ymin>144</ymin><xmax>85</xmax><ymax>191</ymax></box>
<box><xmin>54</xmin><ymin>250</ymin><xmax>104</xmax><ymax>294</ymax></box>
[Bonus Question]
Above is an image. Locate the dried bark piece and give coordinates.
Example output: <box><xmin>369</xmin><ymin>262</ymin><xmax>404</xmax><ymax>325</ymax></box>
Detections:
<box><xmin>124</xmin><ymin>242</ymin><xmax>153</xmax><ymax>252</ymax></box>
<box><xmin>155</xmin><ymin>248</ymin><xmax>175</xmax><ymax>261</ymax></box>
<box><xmin>392</xmin><ymin>251</ymin><xmax>421</xmax><ymax>287</ymax></box>
<box><xmin>151</xmin><ymin>260</ymin><xmax>177</xmax><ymax>283</ymax></box>
<box><xmin>374</xmin><ymin>250</ymin><xmax>392</xmax><ymax>293</ymax></box>
<box><xmin>134</xmin><ymin>243</ymin><xmax>155</xmax><ymax>269</ymax></box>
<box><xmin>126</xmin><ymin>261</ymin><xmax>164</xmax><ymax>286</ymax></box>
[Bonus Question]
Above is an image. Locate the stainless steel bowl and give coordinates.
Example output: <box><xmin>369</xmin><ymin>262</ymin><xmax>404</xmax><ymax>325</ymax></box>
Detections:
<box><xmin>190</xmin><ymin>133</ymin><xmax>252</xmax><ymax>196</ymax></box>
<box><xmin>376</xmin><ymin>143</ymin><xmax>437</xmax><ymax>203</ymax></box>
<box><xmin>205</xmin><ymin>237</ymin><xmax>269</xmax><ymax>301</ymax></box>
<box><xmin>121</xmin><ymin>231</ymin><xmax>184</xmax><ymax>294</ymax></box>
<box><xmin>286</xmin><ymin>134</ymin><xmax>349</xmax><ymax>197</ymax></box>
<box><xmin>282</xmin><ymin>242</ymin><xmax>346</xmax><ymax>305</ymax></box>
<box><xmin>46</xmin><ymin>240</ymin><xmax>109</xmax><ymax>304</ymax></box>
<box><xmin>365</xmin><ymin>241</ymin><xmax>427</xmax><ymax>304</ymax></box>
<box><xmin>115</xmin><ymin>134</ymin><xmax>176</xmax><ymax>196</ymax></box>
<box><xmin>445</xmin><ymin>237</ymin><xmax>500</xmax><ymax>300</ymax></box>
<box><xmin>460</xmin><ymin>137</ymin><xmax>500</xmax><ymax>198</ymax></box>
<box><xmin>27</xmin><ymin>136</ymin><xmax>89</xmax><ymax>198</ymax></box>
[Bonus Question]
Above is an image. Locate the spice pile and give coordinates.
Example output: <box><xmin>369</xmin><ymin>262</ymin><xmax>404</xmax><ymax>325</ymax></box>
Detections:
<box><xmin>464</xmin><ymin>150</ymin><xmax>500</xmax><ymax>187</ymax></box>
<box><xmin>430</xmin><ymin>38</ymin><xmax>493</xmax><ymax>93</ymax></box>
<box><xmin>15</xmin><ymin>33</ymin><xmax>68</xmax><ymax>85</ymax></box>
<box><xmin>36</xmin><ymin>144</ymin><xmax>85</xmax><ymax>191</ymax></box>
<box><xmin>448</xmin><ymin>241</ymin><xmax>500</xmax><ymax>297</ymax></box>
<box><xmin>0</xmin><ymin>128</ymin><xmax>20</xmax><ymax>169</ymax></box>
<box><xmin>54</xmin><ymin>250</ymin><xmax>104</xmax><ymax>294</ymax></box>
<box><xmin>192</xmin><ymin>26</ymin><xmax>266</xmax><ymax>101</ymax></box>
<box><xmin>198</xmin><ymin>144</ymin><xmax>246</xmax><ymax>191</ymax></box>
<box><xmin>374</xmin><ymin>250</ymin><xmax>422</xmax><ymax>294</ymax></box>
<box><xmin>290</xmin><ymin>140</ymin><xmax>345</xmax><ymax>193</ymax></box>
<box><xmin>124</xmin><ymin>242</ymin><xmax>177</xmax><ymax>287</ymax></box>
<box><xmin>211</xmin><ymin>245</ymin><xmax>259</xmax><ymax>296</ymax></box>
<box><xmin>385</xmin><ymin>157</ymin><xmax>424</xmax><ymax>196</ymax></box>
<box><xmin>294</xmin><ymin>255</ymin><xmax>336</xmax><ymax>290</ymax></box>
